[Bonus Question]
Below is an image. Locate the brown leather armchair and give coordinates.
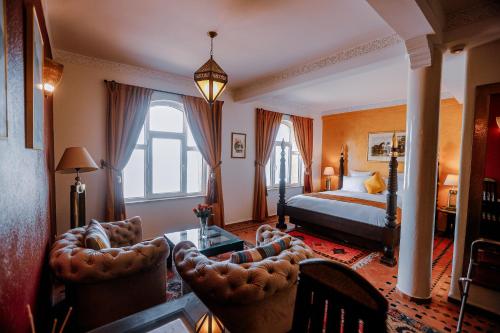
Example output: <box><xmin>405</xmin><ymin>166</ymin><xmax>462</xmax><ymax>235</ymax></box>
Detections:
<box><xmin>174</xmin><ymin>224</ymin><xmax>315</xmax><ymax>333</ymax></box>
<box><xmin>50</xmin><ymin>217</ymin><xmax>169</xmax><ymax>331</ymax></box>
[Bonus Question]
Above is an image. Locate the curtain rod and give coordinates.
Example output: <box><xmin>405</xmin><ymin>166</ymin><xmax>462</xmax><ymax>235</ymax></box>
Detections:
<box><xmin>103</xmin><ymin>79</ymin><xmax>184</xmax><ymax>97</ymax></box>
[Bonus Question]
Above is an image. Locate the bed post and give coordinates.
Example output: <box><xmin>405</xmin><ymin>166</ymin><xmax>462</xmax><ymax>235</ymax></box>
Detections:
<box><xmin>380</xmin><ymin>132</ymin><xmax>399</xmax><ymax>267</ymax></box>
<box><xmin>338</xmin><ymin>144</ymin><xmax>345</xmax><ymax>189</ymax></box>
<box><xmin>276</xmin><ymin>139</ymin><xmax>287</xmax><ymax>230</ymax></box>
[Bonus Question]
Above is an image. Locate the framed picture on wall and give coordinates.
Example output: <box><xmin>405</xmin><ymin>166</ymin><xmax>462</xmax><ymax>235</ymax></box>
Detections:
<box><xmin>367</xmin><ymin>131</ymin><xmax>406</xmax><ymax>162</ymax></box>
<box><xmin>0</xmin><ymin>0</ymin><xmax>7</xmax><ymax>139</ymax></box>
<box><xmin>25</xmin><ymin>4</ymin><xmax>44</xmax><ymax>150</ymax></box>
<box><xmin>231</xmin><ymin>132</ymin><xmax>246</xmax><ymax>158</ymax></box>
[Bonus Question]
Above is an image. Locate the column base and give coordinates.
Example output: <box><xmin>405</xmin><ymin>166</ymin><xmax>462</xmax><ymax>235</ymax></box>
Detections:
<box><xmin>396</xmin><ymin>288</ymin><xmax>432</xmax><ymax>304</ymax></box>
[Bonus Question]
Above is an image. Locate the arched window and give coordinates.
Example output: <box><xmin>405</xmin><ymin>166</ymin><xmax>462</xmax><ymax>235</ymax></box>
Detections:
<box><xmin>265</xmin><ymin>120</ymin><xmax>303</xmax><ymax>187</ymax></box>
<box><xmin>123</xmin><ymin>92</ymin><xmax>206</xmax><ymax>200</ymax></box>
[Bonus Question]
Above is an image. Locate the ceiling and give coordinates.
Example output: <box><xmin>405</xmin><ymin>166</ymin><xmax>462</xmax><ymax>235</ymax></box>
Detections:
<box><xmin>261</xmin><ymin>52</ymin><xmax>466</xmax><ymax>114</ymax></box>
<box><xmin>45</xmin><ymin>0</ymin><xmax>467</xmax><ymax>115</ymax></box>
<box><xmin>45</xmin><ymin>0</ymin><xmax>393</xmax><ymax>86</ymax></box>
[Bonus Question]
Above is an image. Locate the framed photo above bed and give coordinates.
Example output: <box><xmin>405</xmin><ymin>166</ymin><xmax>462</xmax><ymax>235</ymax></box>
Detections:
<box><xmin>25</xmin><ymin>4</ymin><xmax>44</xmax><ymax>150</ymax></box>
<box><xmin>367</xmin><ymin>131</ymin><xmax>405</xmax><ymax>162</ymax></box>
<box><xmin>231</xmin><ymin>132</ymin><xmax>246</xmax><ymax>158</ymax></box>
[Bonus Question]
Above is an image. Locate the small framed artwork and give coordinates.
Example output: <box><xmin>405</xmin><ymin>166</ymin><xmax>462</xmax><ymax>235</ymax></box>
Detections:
<box><xmin>25</xmin><ymin>4</ymin><xmax>44</xmax><ymax>149</ymax></box>
<box><xmin>231</xmin><ymin>132</ymin><xmax>246</xmax><ymax>159</ymax></box>
<box><xmin>0</xmin><ymin>0</ymin><xmax>7</xmax><ymax>139</ymax></box>
<box><xmin>367</xmin><ymin>131</ymin><xmax>406</xmax><ymax>162</ymax></box>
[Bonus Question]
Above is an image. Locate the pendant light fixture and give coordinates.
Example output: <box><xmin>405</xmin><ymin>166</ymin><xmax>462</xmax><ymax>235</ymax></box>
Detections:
<box><xmin>194</xmin><ymin>31</ymin><xmax>228</xmax><ymax>106</ymax></box>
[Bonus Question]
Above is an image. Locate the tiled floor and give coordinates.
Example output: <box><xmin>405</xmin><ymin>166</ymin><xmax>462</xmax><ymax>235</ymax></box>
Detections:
<box><xmin>226</xmin><ymin>219</ymin><xmax>500</xmax><ymax>333</ymax></box>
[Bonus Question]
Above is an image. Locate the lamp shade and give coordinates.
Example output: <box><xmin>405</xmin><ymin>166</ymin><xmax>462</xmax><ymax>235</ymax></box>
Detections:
<box><xmin>323</xmin><ymin>167</ymin><xmax>334</xmax><ymax>176</ymax></box>
<box><xmin>496</xmin><ymin>116</ymin><xmax>500</xmax><ymax>128</ymax></box>
<box><xmin>443</xmin><ymin>174</ymin><xmax>459</xmax><ymax>186</ymax></box>
<box><xmin>56</xmin><ymin>147</ymin><xmax>99</xmax><ymax>174</ymax></box>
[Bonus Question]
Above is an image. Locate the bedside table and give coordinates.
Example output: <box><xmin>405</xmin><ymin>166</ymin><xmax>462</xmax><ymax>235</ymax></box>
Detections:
<box><xmin>437</xmin><ymin>207</ymin><xmax>456</xmax><ymax>237</ymax></box>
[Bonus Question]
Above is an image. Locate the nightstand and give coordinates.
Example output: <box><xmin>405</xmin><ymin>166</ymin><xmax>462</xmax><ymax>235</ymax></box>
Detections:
<box><xmin>436</xmin><ymin>207</ymin><xmax>456</xmax><ymax>237</ymax></box>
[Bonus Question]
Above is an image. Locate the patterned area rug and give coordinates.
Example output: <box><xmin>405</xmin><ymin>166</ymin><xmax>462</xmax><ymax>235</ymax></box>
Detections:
<box><xmin>288</xmin><ymin>229</ymin><xmax>375</xmax><ymax>267</ymax></box>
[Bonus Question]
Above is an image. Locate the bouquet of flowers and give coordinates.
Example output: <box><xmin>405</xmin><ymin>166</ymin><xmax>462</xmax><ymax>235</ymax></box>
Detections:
<box><xmin>193</xmin><ymin>204</ymin><xmax>212</xmax><ymax>219</ymax></box>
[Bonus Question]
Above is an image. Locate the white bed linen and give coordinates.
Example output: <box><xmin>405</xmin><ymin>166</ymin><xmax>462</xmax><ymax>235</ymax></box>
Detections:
<box><xmin>286</xmin><ymin>190</ymin><xmax>403</xmax><ymax>227</ymax></box>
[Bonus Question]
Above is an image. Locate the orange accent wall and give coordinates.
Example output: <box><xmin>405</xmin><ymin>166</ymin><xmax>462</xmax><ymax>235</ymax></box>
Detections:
<box><xmin>321</xmin><ymin>98</ymin><xmax>462</xmax><ymax>207</ymax></box>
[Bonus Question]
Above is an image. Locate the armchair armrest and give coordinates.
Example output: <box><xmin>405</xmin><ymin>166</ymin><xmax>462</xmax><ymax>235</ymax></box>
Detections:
<box><xmin>50</xmin><ymin>236</ymin><xmax>168</xmax><ymax>283</ymax></box>
<box><xmin>173</xmin><ymin>240</ymin><xmax>314</xmax><ymax>305</ymax></box>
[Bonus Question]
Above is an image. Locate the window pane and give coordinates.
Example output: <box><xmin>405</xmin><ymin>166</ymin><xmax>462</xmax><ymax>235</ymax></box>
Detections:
<box><xmin>152</xmin><ymin>138</ymin><xmax>181</xmax><ymax>193</ymax></box>
<box><xmin>149</xmin><ymin>105</ymin><xmax>184</xmax><ymax>133</ymax></box>
<box><xmin>291</xmin><ymin>153</ymin><xmax>299</xmax><ymax>184</ymax></box>
<box><xmin>276</xmin><ymin>124</ymin><xmax>290</xmax><ymax>143</ymax></box>
<box><xmin>291</xmin><ymin>134</ymin><xmax>298</xmax><ymax>152</ymax></box>
<box><xmin>265</xmin><ymin>160</ymin><xmax>271</xmax><ymax>187</ymax></box>
<box><xmin>137</xmin><ymin>125</ymin><xmax>145</xmax><ymax>145</ymax></box>
<box><xmin>274</xmin><ymin>145</ymin><xmax>289</xmax><ymax>184</ymax></box>
<box><xmin>187</xmin><ymin>150</ymin><xmax>203</xmax><ymax>193</ymax></box>
<box><xmin>123</xmin><ymin>149</ymin><xmax>145</xmax><ymax>198</ymax></box>
<box><xmin>187</xmin><ymin>124</ymin><xmax>196</xmax><ymax>147</ymax></box>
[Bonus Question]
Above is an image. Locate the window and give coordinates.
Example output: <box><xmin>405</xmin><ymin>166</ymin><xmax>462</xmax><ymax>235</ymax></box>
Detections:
<box><xmin>123</xmin><ymin>92</ymin><xmax>207</xmax><ymax>201</ymax></box>
<box><xmin>265</xmin><ymin>120</ymin><xmax>303</xmax><ymax>187</ymax></box>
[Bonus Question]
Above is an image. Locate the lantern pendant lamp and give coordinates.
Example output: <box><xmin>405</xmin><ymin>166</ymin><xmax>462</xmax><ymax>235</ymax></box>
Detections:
<box><xmin>194</xmin><ymin>31</ymin><xmax>228</xmax><ymax>106</ymax></box>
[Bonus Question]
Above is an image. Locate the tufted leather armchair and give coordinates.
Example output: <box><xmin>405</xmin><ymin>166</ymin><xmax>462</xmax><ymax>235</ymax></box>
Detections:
<box><xmin>174</xmin><ymin>224</ymin><xmax>315</xmax><ymax>333</ymax></box>
<box><xmin>50</xmin><ymin>217</ymin><xmax>169</xmax><ymax>331</ymax></box>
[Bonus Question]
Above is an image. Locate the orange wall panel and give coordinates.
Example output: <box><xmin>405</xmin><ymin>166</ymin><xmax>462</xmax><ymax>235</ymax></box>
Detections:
<box><xmin>321</xmin><ymin>99</ymin><xmax>462</xmax><ymax>208</ymax></box>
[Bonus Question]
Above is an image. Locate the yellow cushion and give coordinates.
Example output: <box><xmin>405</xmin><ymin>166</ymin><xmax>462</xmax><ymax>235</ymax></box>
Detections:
<box><xmin>364</xmin><ymin>172</ymin><xmax>386</xmax><ymax>194</ymax></box>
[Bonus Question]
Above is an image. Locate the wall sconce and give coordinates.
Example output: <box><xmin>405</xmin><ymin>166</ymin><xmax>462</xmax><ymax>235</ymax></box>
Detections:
<box><xmin>43</xmin><ymin>58</ymin><xmax>64</xmax><ymax>95</ymax></box>
<box><xmin>496</xmin><ymin>116</ymin><xmax>500</xmax><ymax>128</ymax></box>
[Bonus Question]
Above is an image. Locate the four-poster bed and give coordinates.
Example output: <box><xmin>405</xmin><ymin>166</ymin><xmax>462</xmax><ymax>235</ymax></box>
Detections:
<box><xmin>276</xmin><ymin>136</ymin><xmax>401</xmax><ymax>266</ymax></box>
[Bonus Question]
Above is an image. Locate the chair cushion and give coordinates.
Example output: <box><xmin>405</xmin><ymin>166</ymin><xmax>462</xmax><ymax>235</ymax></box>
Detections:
<box><xmin>230</xmin><ymin>235</ymin><xmax>292</xmax><ymax>264</ymax></box>
<box><xmin>364</xmin><ymin>172</ymin><xmax>387</xmax><ymax>194</ymax></box>
<box><xmin>84</xmin><ymin>220</ymin><xmax>111</xmax><ymax>250</ymax></box>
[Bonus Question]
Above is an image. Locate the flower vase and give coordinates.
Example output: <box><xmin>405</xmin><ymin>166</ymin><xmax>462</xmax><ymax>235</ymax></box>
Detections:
<box><xmin>199</xmin><ymin>216</ymin><xmax>208</xmax><ymax>239</ymax></box>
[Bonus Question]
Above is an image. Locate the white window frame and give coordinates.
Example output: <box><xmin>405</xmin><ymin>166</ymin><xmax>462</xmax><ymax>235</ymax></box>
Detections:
<box><xmin>124</xmin><ymin>93</ymin><xmax>207</xmax><ymax>202</ymax></box>
<box><xmin>266</xmin><ymin>120</ymin><xmax>303</xmax><ymax>189</ymax></box>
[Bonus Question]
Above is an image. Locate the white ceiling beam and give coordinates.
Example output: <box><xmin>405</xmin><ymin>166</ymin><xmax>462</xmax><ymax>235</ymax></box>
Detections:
<box><xmin>366</xmin><ymin>0</ymin><xmax>443</xmax><ymax>69</ymax></box>
<box><xmin>232</xmin><ymin>34</ymin><xmax>405</xmax><ymax>103</ymax></box>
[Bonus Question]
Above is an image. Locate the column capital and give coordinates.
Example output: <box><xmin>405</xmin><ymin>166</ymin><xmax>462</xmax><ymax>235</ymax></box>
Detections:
<box><xmin>405</xmin><ymin>35</ymin><xmax>433</xmax><ymax>69</ymax></box>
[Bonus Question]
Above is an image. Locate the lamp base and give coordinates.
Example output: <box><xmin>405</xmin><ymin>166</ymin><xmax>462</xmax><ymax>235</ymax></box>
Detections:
<box><xmin>70</xmin><ymin>182</ymin><xmax>86</xmax><ymax>229</ymax></box>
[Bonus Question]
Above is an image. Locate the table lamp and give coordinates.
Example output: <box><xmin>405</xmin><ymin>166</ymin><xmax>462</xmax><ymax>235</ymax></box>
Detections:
<box><xmin>324</xmin><ymin>166</ymin><xmax>334</xmax><ymax>191</ymax></box>
<box><xmin>56</xmin><ymin>147</ymin><xmax>98</xmax><ymax>228</ymax></box>
<box><xmin>443</xmin><ymin>174</ymin><xmax>459</xmax><ymax>209</ymax></box>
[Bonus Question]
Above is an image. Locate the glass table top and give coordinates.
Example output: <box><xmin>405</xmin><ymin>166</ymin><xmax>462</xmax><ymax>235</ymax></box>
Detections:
<box><xmin>164</xmin><ymin>225</ymin><xmax>241</xmax><ymax>252</ymax></box>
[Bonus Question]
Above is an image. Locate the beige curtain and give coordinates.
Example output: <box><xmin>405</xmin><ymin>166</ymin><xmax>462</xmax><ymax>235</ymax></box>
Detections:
<box><xmin>291</xmin><ymin>115</ymin><xmax>314</xmax><ymax>193</ymax></box>
<box><xmin>182</xmin><ymin>95</ymin><xmax>225</xmax><ymax>228</ymax></box>
<box><xmin>252</xmin><ymin>109</ymin><xmax>283</xmax><ymax>221</ymax></box>
<box><xmin>105</xmin><ymin>81</ymin><xmax>153</xmax><ymax>220</ymax></box>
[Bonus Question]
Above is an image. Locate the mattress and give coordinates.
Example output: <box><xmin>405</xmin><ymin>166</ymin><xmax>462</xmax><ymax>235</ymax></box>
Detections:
<box><xmin>286</xmin><ymin>190</ymin><xmax>403</xmax><ymax>227</ymax></box>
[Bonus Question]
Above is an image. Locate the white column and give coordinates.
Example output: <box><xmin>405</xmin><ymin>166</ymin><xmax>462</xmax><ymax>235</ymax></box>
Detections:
<box><xmin>397</xmin><ymin>44</ymin><xmax>442</xmax><ymax>300</ymax></box>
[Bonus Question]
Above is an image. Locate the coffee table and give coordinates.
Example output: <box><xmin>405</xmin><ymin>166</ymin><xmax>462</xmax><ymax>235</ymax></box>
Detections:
<box><xmin>164</xmin><ymin>225</ymin><xmax>244</xmax><ymax>267</ymax></box>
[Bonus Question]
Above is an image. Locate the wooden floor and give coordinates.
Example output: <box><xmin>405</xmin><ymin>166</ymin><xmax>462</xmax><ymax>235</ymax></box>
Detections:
<box><xmin>226</xmin><ymin>217</ymin><xmax>500</xmax><ymax>333</ymax></box>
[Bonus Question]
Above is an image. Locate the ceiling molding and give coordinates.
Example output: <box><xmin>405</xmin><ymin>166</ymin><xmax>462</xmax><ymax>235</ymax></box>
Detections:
<box><xmin>53</xmin><ymin>49</ymin><xmax>194</xmax><ymax>91</ymax></box>
<box><xmin>232</xmin><ymin>34</ymin><xmax>403</xmax><ymax>102</ymax></box>
<box><xmin>445</xmin><ymin>0</ymin><xmax>500</xmax><ymax>32</ymax></box>
<box><xmin>405</xmin><ymin>35</ymin><xmax>432</xmax><ymax>69</ymax></box>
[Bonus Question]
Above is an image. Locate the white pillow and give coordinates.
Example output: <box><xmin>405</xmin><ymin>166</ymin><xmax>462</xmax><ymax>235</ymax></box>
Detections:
<box><xmin>342</xmin><ymin>176</ymin><xmax>369</xmax><ymax>193</ymax></box>
<box><xmin>350</xmin><ymin>170</ymin><xmax>373</xmax><ymax>177</ymax></box>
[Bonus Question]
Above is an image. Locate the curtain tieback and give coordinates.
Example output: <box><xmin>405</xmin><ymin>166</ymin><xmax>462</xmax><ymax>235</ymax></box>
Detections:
<box><xmin>101</xmin><ymin>159</ymin><xmax>123</xmax><ymax>183</ymax></box>
<box><xmin>207</xmin><ymin>161</ymin><xmax>222</xmax><ymax>204</ymax></box>
<box><xmin>255</xmin><ymin>161</ymin><xmax>265</xmax><ymax>167</ymax></box>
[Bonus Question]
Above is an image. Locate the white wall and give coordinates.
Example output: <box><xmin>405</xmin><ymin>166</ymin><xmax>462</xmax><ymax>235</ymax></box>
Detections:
<box><xmin>53</xmin><ymin>51</ymin><xmax>321</xmax><ymax>238</ymax></box>
<box><xmin>450</xmin><ymin>39</ymin><xmax>500</xmax><ymax>314</ymax></box>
